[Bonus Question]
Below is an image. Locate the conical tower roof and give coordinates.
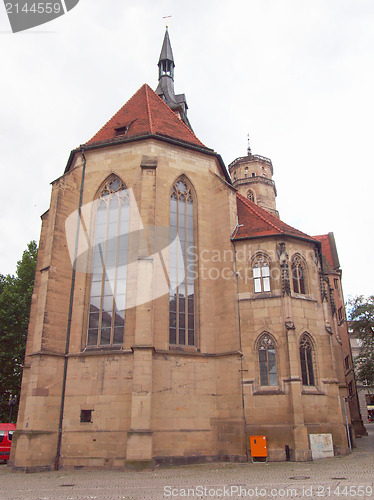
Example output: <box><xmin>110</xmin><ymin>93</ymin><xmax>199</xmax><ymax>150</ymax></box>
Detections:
<box><xmin>159</xmin><ymin>28</ymin><xmax>174</xmax><ymax>64</ymax></box>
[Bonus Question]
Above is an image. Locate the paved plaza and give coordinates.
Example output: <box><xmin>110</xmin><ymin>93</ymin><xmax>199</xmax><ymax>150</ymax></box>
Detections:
<box><xmin>1</xmin><ymin>424</ymin><xmax>373</xmax><ymax>500</ymax></box>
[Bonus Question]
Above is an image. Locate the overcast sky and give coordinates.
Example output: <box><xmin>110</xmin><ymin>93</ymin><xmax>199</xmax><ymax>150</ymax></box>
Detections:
<box><xmin>1</xmin><ymin>0</ymin><xmax>373</xmax><ymax>299</ymax></box>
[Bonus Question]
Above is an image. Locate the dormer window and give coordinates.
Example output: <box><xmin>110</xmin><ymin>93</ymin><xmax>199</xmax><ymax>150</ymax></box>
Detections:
<box><xmin>115</xmin><ymin>126</ymin><xmax>128</xmax><ymax>137</ymax></box>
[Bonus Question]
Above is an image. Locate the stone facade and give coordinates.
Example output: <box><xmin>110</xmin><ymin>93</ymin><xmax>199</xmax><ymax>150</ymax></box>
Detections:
<box><xmin>9</xmin><ymin>32</ymin><xmax>359</xmax><ymax>471</ymax></box>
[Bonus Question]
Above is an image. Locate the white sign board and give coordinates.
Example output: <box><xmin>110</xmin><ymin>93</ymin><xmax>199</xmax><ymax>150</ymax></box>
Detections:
<box><xmin>309</xmin><ymin>433</ymin><xmax>334</xmax><ymax>460</ymax></box>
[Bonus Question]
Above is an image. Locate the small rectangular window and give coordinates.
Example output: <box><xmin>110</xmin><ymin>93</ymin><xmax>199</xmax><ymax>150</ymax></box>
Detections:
<box><xmin>344</xmin><ymin>355</ymin><xmax>350</xmax><ymax>371</ymax></box>
<box><xmin>262</xmin><ymin>266</ymin><xmax>270</xmax><ymax>292</ymax></box>
<box><xmin>338</xmin><ymin>306</ymin><xmax>344</xmax><ymax>323</ymax></box>
<box><xmin>253</xmin><ymin>267</ymin><xmax>261</xmax><ymax>278</ymax></box>
<box><xmin>348</xmin><ymin>381</ymin><xmax>354</xmax><ymax>397</ymax></box>
<box><xmin>80</xmin><ymin>410</ymin><xmax>93</xmax><ymax>423</ymax></box>
<box><xmin>334</xmin><ymin>278</ymin><xmax>339</xmax><ymax>290</ymax></box>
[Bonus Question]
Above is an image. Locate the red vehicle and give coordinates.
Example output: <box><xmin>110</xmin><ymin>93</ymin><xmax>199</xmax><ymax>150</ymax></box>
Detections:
<box><xmin>0</xmin><ymin>424</ymin><xmax>16</xmax><ymax>462</ymax></box>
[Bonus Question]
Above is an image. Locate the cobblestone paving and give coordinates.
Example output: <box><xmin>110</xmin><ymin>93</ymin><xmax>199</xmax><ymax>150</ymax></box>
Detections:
<box><xmin>1</xmin><ymin>425</ymin><xmax>373</xmax><ymax>500</ymax></box>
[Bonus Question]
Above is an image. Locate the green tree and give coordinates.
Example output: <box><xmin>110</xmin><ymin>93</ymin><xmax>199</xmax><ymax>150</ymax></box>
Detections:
<box><xmin>348</xmin><ymin>295</ymin><xmax>374</xmax><ymax>393</ymax></box>
<box><xmin>0</xmin><ymin>241</ymin><xmax>38</xmax><ymax>422</ymax></box>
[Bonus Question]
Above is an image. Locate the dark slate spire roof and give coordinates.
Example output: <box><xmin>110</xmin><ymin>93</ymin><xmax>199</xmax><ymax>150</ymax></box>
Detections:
<box><xmin>159</xmin><ymin>28</ymin><xmax>174</xmax><ymax>64</ymax></box>
<box><xmin>155</xmin><ymin>28</ymin><xmax>192</xmax><ymax>130</ymax></box>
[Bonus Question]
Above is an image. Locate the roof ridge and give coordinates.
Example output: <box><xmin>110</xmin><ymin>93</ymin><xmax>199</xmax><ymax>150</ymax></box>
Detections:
<box><xmin>236</xmin><ymin>192</ymin><xmax>282</xmax><ymax>233</ymax></box>
<box><xmin>144</xmin><ymin>84</ymin><xmax>154</xmax><ymax>135</ymax></box>
<box><xmin>144</xmin><ymin>83</ymin><xmax>205</xmax><ymax>147</ymax></box>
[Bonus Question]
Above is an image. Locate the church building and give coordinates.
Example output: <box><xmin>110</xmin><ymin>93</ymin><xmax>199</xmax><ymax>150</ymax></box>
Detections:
<box><xmin>10</xmin><ymin>29</ymin><xmax>364</xmax><ymax>471</ymax></box>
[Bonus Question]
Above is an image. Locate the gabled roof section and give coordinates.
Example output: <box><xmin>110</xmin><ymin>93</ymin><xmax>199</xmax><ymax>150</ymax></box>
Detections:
<box><xmin>233</xmin><ymin>192</ymin><xmax>317</xmax><ymax>243</ymax></box>
<box><xmin>314</xmin><ymin>233</ymin><xmax>340</xmax><ymax>270</ymax></box>
<box><xmin>85</xmin><ymin>84</ymin><xmax>206</xmax><ymax>149</ymax></box>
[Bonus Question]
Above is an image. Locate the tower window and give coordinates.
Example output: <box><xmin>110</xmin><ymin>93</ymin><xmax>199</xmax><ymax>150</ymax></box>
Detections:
<box><xmin>252</xmin><ymin>172</ymin><xmax>256</xmax><ymax>177</ymax></box>
<box><xmin>258</xmin><ymin>333</ymin><xmax>277</xmax><ymax>386</ymax></box>
<box><xmin>169</xmin><ymin>179</ymin><xmax>195</xmax><ymax>346</ymax></box>
<box><xmin>87</xmin><ymin>176</ymin><xmax>129</xmax><ymax>348</ymax></box>
<box><xmin>299</xmin><ymin>334</ymin><xmax>315</xmax><ymax>386</ymax></box>
<box><xmin>247</xmin><ymin>189</ymin><xmax>255</xmax><ymax>203</ymax></box>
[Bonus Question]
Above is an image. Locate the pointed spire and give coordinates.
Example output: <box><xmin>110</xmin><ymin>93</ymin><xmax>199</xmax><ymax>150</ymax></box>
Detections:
<box><xmin>155</xmin><ymin>28</ymin><xmax>192</xmax><ymax>131</ymax></box>
<box><xmin>158</xmin><ymin>28</ymin><xmax>174</xmax><ymax>78</ymax></box>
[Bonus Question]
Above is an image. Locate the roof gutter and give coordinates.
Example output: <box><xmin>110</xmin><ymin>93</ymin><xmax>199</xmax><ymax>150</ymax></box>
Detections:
<box><xmin>64</xmin><ymin>134</ymin><xmax>232</xmax><ymax>184</ymax></box>
<box><xmin>231</xmin><ymin>232</ymin><xmax>322</xmax><ymax>247</ymax></box>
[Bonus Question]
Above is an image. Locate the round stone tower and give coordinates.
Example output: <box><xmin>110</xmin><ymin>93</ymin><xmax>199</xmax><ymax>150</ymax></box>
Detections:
<box><xmin>228</xmin><ymin>148</ymin><xmax>278</xmax><ymax>217</ymax></box>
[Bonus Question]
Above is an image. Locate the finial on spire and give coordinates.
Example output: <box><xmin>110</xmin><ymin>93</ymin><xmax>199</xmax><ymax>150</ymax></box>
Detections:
<box><xmin>162</xmin><ymin>15</ymin><xmax>172</xmax><ymax>28</ymax></box>
<box><xmin>247</xmin><ymin>133</ymin><xmax>252</xmax><ymax>156</ymax></box>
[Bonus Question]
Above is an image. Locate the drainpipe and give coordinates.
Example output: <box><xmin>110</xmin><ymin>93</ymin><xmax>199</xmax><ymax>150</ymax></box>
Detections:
<box><xmin>232</xmin><ymin>240</ymin><xmax>249</xmax><ymax>462</ymax></box>
<box><xmin>342</xmin><ymin>396</ymin><xmax>353</xmax><ymax>452</ymax></box>
<box><xmin>55</xmin><ymin>146</ymin><xmax>87</xmax><ymax>470</ymax></box>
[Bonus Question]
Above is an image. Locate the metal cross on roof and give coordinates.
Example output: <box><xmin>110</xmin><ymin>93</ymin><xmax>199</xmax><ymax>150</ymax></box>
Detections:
<box><xmin>162</xmin><ymin>15</ymin><xmax>172</xmax><ymax>28</ymax></box>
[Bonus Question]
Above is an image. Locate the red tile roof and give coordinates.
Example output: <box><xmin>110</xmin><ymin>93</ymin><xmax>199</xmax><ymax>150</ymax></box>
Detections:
<box><xmin>233</xmin><ymin>192</ymin><xmax>317</xmax><ymax>242</ymax></box>
<box><xmin>85</xmin><ymin>83</ymin><xmax>207</xmax><ymax>149</ymax></box>
<box><xmin>314</xmin><ymin>234</ymin><xmax>335</xmax><ymax>269</ymax></box>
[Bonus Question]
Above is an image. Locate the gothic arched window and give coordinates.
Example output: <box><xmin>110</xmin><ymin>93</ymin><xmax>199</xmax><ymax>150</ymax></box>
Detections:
<box><xmin>252</xmin><ymin>253</ymin><xmax>271</xmax><ymax>293</ymax></box>
<box><xmin>87</xmin><ymin>176</ymin><xmax>129</xmax><ymax>347</ymax></box>
<box><xmin>169</xmin><ymin>179</ymin><xmax>195</xmax><ymax>346</ymax></box>
<box><xmin>292</xmin><ymin>254</ymin><xmax>306</xmax><ymax>294</ymax></box>
<box><xmin>299</xmin><ymin>334</ymin><xmax>315</xmax><ymax>386</ymax></box>
<box><xmin>247</xmin><ymin>189</ymin><xmax>255</xmax><ymax>202</ymax></box>
<box><xmin>258</xmin><ymin>333</ymin><xmax>277</xmax><ymax>386</ymax></box>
